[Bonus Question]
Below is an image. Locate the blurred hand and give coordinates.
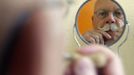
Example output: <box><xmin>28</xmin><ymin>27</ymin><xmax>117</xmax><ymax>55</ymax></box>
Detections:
<box><xmin>65</xmin><ymin>45</ymin><xmax>124</xmax><ymax>75</ymax></box>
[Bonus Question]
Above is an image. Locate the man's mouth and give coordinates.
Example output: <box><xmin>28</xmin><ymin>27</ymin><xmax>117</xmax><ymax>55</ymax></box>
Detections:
<box><xmin>107</xmin><ymin>30</ymin><xmax>114</xmax><ymax>34</ymax></box>
<box><xmin>106</xmin><ymin>30</ymin><xmax>122</xmax><ymax>44</ymax></box>
<box><xmin>106</xmin><ymin>30</ymin><xmax>116</xmax><ymax>39</ymax></box>
<box><xmin>103</xmin><ymin>30</ymin><xmax>115</xmax><ymax>44</ymax></box>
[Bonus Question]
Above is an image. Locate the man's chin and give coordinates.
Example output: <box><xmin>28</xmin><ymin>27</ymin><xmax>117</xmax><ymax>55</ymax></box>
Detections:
<box><xmin>104</xmin><ymin>32</ymin><xmax>121</xmax><ymax>46</ymax></box>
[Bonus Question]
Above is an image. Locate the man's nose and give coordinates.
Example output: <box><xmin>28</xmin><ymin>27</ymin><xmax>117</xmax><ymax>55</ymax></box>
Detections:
<box><xmin>105</xmin><ymin>13</ymin><xmax>116</xmax><ymax>24</ymax></box>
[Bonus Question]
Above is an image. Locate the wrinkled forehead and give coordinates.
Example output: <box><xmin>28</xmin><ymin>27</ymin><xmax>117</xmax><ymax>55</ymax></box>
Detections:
<box><xmin>94</xmin><ymin>0</ymin><xmax>120</xmax><ymax>12</ymax></box>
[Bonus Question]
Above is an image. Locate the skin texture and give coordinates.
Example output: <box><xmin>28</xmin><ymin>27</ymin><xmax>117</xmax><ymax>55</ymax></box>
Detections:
<box><xmin>83</xmin><ymin>0</ymin><xmax>125</xmax><ymax>46</ymax></box>
<box><xmin>65</xmin><ymin>45</ymin><xmax>125</xmax><ymax>75</ymax></box>
<box><xmin>8</xmin><ymin>10</ymin><xmax>66</xmax><ymax>74</ymax></box>
<box><xmin>1</xmin><ymin>0</ymin><xmax>67</xmax><ymax>75</ymax></box>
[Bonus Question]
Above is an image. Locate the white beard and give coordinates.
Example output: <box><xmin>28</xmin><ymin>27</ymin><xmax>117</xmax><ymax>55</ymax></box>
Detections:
<box><xmin>97</xmin><ymin>24</ymin><xmax>120</xmax><ymax>32</ymax></box>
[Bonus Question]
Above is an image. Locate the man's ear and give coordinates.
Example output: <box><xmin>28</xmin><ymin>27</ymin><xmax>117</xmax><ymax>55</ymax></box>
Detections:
<box><xmin>92</xmin><ymin>16</ymin><xmax>96</xmax><ymax>28</ymax></box>
<box><xmin>92</xmin><ymin>17</ymin><xmax>93</xmax><ymax>21</ymax></box>
<box><xmin>92</xmin><ymin>16</ymin><xmax>94</xmax><ymax>24</ymax></box>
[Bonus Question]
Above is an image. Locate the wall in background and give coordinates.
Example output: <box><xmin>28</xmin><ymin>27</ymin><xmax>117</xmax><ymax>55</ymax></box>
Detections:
<box><xmin>64</xmin><ymin>0</ymin><xmax>134</xmax><ymax>75</ymax></box>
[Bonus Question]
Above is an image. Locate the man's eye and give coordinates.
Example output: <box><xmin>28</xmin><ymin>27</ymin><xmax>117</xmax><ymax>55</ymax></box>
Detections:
<box><xmin>98</xmin><ymin>12</ymin><xmax>107</xmax><ymax>18</ymax></box>
<box><xmin>115</xmin><ymin>12</ymin><xmax>121</xmax><ymax>15</ymax></box>
<box><xmin>114</xmin><ymin>11</ymin><xmax>123</xmax><ymax>18</ymax></box>
<box><xmin>99</xmin><ymin>12</ymin><xmax>106</xmax><ymax>16</ymax></box>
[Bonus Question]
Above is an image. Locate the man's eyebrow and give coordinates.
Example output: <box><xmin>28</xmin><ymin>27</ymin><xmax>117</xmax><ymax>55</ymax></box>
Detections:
<box><xmin>95</xmin><ymin>8</ymin><xmax>123</xmax><ymax>13</ymax></box>
<box><xmin>115</xmin><ymin>8</ymin><xmax>122</xmax><ymax>12</ymax></box>
<box><xmin>94</xmin><ymin>9</ymin><xmax>108</xmax><ymax>13</ymax></box>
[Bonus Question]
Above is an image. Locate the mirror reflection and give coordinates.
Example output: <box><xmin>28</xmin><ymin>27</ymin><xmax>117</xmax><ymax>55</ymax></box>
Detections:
<box><xmin>76</xmin><ymin>0</ymin><xmax>127</xmax><ymax>46</ymax></box>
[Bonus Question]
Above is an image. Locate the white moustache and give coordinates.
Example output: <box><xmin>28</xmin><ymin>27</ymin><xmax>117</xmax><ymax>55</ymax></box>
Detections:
<box><xmin>98</xmin><ymin>24</ymin><xmax>119</xmax><ymax>32</ymax></box>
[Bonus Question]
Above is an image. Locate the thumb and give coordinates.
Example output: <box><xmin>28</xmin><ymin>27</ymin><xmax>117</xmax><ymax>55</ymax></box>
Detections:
<box><xmin>74</xmin><ymin>57</ymin><xmax>97</xmax><ymax>75</ymax></box>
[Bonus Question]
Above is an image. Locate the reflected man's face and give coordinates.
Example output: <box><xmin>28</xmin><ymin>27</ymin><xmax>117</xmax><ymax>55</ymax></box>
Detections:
<box><xmin>92</xmin><ymin>0</ymin><xmax>124</xmax><ymax>42</ymax></box>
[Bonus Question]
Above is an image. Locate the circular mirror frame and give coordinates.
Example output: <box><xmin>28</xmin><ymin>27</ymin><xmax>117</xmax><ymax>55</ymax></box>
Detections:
<box><xmin>75</xmin><ymin>0</ymin><xmax>128</xmax><ymax>46</ymax></box>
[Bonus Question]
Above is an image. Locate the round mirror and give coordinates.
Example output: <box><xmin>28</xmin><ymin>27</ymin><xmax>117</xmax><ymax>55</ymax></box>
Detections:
<box><xmin>75</xmin><ymin>0</ymin><xmax>127</xmax><ymax>46</ymax></box>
